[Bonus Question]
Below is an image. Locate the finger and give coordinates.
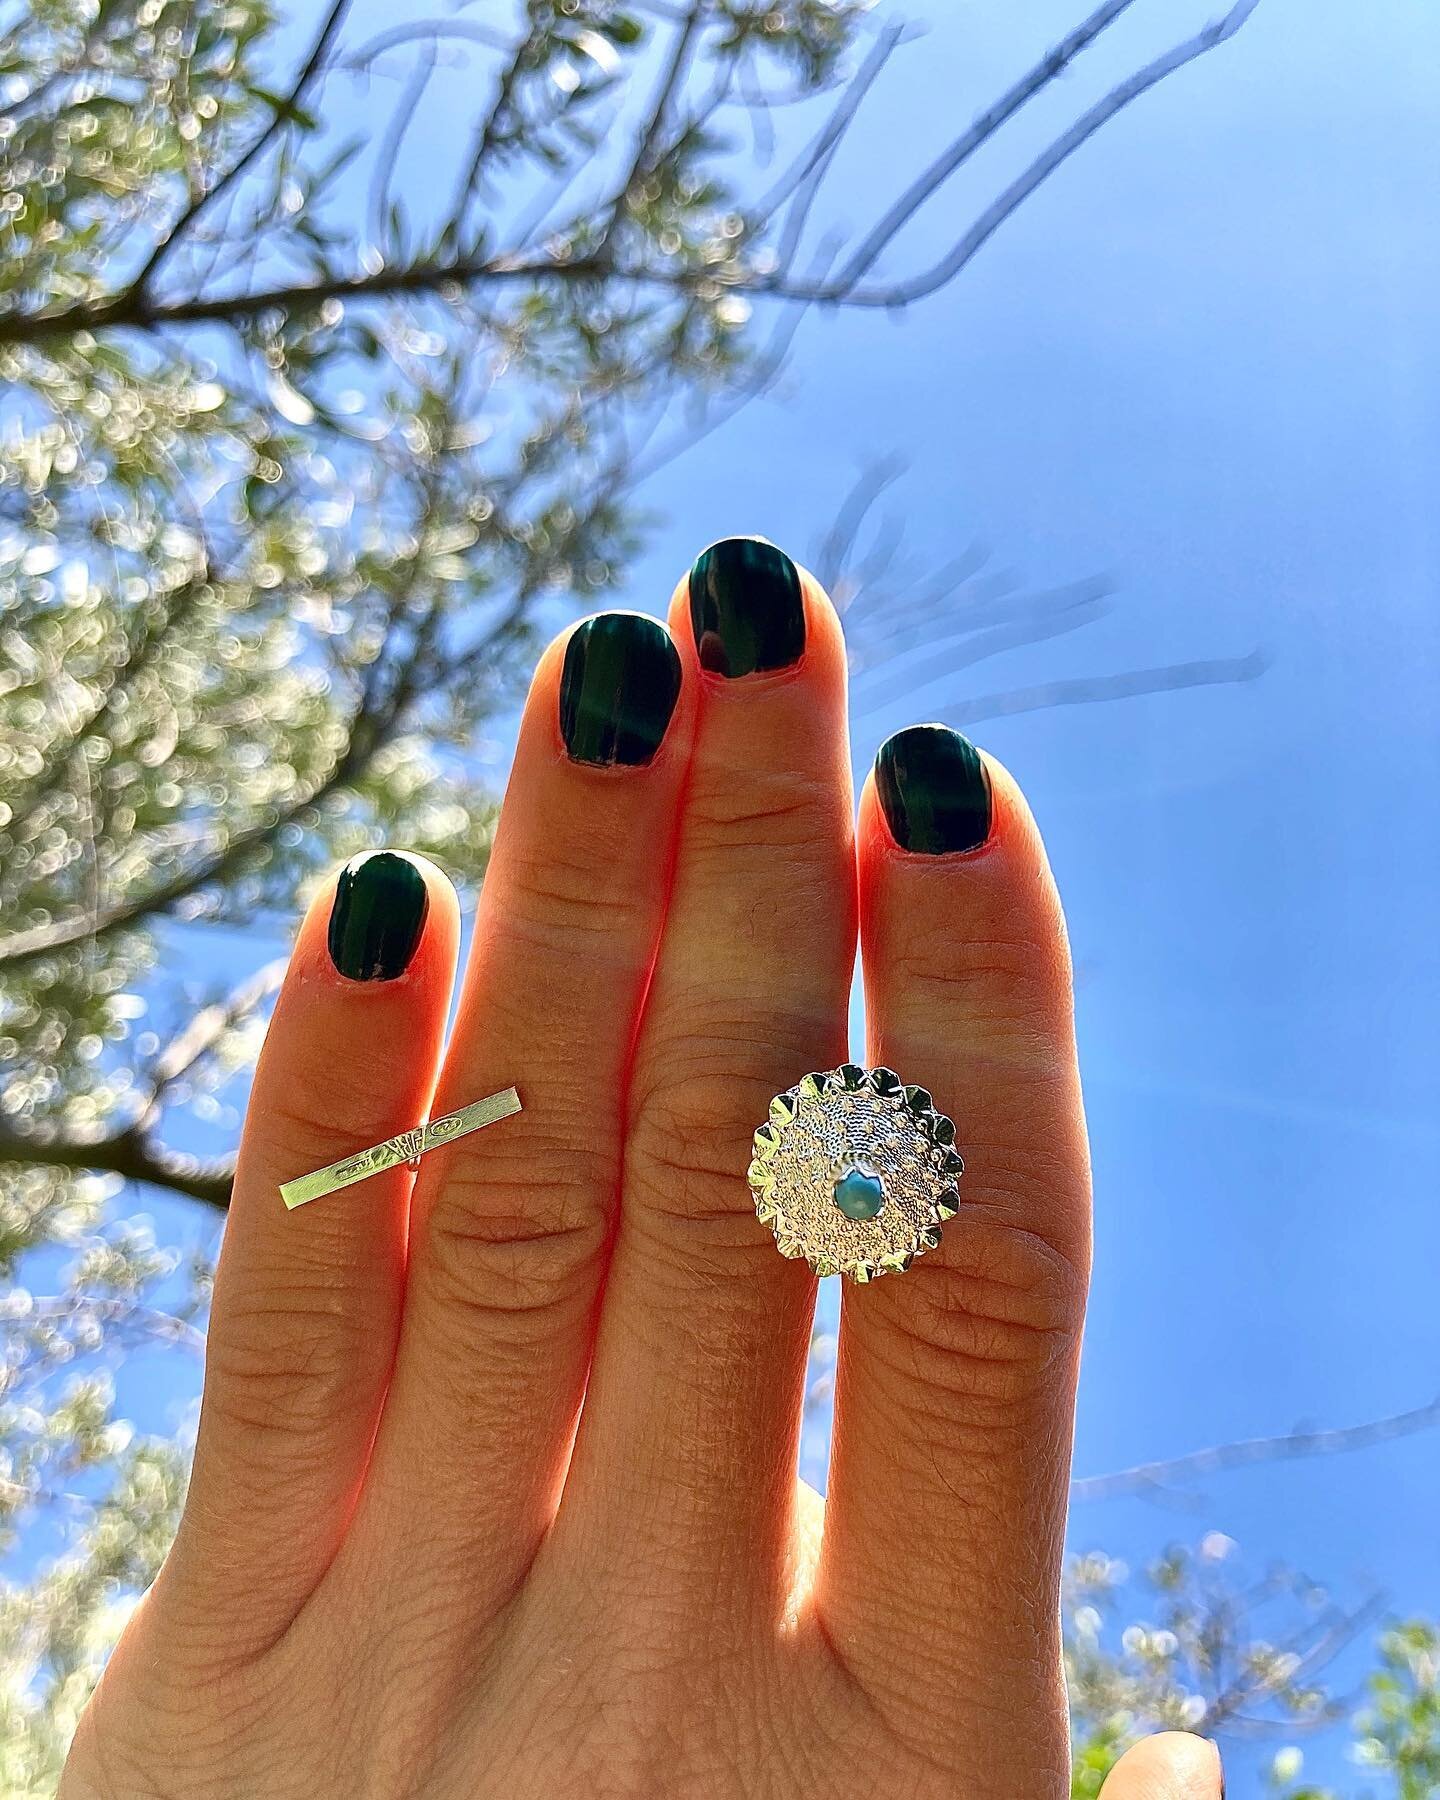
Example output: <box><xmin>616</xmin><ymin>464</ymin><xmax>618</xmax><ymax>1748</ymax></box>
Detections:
<box><xmin>815</xmin><ymin>727</ymin><xmax>1091</xmax><ymax>1782</ymax></box>
<box><xmin>1101</xmin><ymin>1735</ymin><xmax>1224</xmax><ymax>1798</ymax></box>
<box><xmin>350</xmin><ymin>612</ymin><xmax>692</xmax><ymax>1615</ymax></box>
<box><xmin>556</xmin><ymin>539</ymin><xmax>855</xmax><ymax>1626</ymax></box>
<box><xmin>161</xmin><ymin>852</ymin><xmax>458</xmax><ymax>1658</ymax></box>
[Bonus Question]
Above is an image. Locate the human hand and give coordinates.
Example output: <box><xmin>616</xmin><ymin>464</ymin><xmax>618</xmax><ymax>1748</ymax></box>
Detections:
<box><xmin>63</xmin><ymin>541</ymin><xmax>1218</xmax><ymax>1798</ymax></box>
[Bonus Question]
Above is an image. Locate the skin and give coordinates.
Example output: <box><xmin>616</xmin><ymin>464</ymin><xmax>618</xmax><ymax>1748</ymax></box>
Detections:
<box><xmin>61</xmin><ymin>568</ymin><xmax>1222</xmax><ymax>1799</ymax></box>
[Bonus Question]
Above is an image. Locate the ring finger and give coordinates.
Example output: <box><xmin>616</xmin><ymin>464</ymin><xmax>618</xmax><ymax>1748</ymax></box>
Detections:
<box><xmin>816</xmin><ymin>727</ymin><xmax>1092</xmax><ymax>1793</ymax></box>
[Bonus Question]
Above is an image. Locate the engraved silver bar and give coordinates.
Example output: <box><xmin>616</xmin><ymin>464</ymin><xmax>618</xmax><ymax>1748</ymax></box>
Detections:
<box><xmin>279</xmin><ymin>1086</ymin><xmax>522</xmax><ymax>1210</ymax></box>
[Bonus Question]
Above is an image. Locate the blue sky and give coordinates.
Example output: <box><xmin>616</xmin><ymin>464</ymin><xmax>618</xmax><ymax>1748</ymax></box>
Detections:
<box><xmin>39</xmin><ymin>2</ymin><xmax>1440</xmax><ymax>1789</ymax></box>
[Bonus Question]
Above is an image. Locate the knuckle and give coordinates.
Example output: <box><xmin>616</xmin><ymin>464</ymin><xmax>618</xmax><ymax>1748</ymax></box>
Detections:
<box><xmin>258</xmin><ymin>1074</ymin><xmax>403</xmax><ymax>1170</ymax></box>
<box><xmin>874</xmin><ymin>1216</ymin><xmax>1087</xmax><ymax>1413</ymax></box>
<box><xmin>633</xmin><ymin>1065</ymin><xmax>751</xmax><ymax>1187</ymax></box>
<box><xmin>889</xmin><ymin>930</ymin><xmax>1072</xmax><ymax>1037</ymax></box>
<box><xmin>502</xmin><ymin>836</ymin><xmax>648</xmax><ymax>949</ymax></box>
<box><xmin>630</xmin><ymin>1031</ymin><xmax>782</xmax><ymax>1185</ymax></box>
<box><xmin>686</xmin><ymin>769</ymin><xmax>832</xmax><ymax>852</ymax></box>
<box><xmin>421</xmin><ymin>1141</ymin><xmax>611</xmax><ymax>1323</ymax></box>
<box><xmin>968</xmin><ymin>1136</ymin><xmax>1091</xmax><ymax>1222</ymax></box>
<box><xmin>633</xmin><ymin>998</ymin><xmax>825</xmax><ymax>1132</ymax></box>
<box><xmin>625</xmin><ymin>1059</ymin><xmax>783</xmax><ymax>1259</ymax></box>
<box><xmin>207</xmin><ymin>1284</ymin><xmax>374</xmax><ymax>1447</ymax></box>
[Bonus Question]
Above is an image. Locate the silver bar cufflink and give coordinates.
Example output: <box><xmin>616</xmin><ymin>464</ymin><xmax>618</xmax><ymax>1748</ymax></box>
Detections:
<box><xmin>279</xmin><ymin>1086</ymin><xmax>523</xmax><ymax>1210</ymax></box>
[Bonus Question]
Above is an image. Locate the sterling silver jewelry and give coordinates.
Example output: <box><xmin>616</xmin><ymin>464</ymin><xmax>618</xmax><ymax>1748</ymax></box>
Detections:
<box><xmin>280</xmin><ymin>1086</ymin><xmax>522</xmax><ymax>1210</ymax></box>
<box><xmin>748</xmin><ymin>1066</ymin><xmax>961</xmax><ymax>1280</ymax></box>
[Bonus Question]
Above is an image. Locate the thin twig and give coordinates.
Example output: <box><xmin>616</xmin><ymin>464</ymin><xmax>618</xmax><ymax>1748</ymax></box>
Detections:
<box><xmin>136</xmin><ymin>957</ymin><xmax>288</xmax><ymax>1124</ymax></box>
<box><xmin>828</xmin><ymin>0</ymin><xmax>1141</xmax><ymax>295</ymax></box>
<box><xmin>944</xmin><ymin>650</ymin><xmax>1267</xmax><ymax>728</ymax></box>
<box><xmin>831</xmin><ymin>0</ymin><xmax>1265</xmax><ymax>308</ymax></box>
<box><xmin>599</xmin><ymin>0</ymin><xmax>706</xmax><ymax>245</ymax></box>
<box><xmin>128</xmin><ymin>0</ymin><xmax>353</xmax><ymax>300</ymax></box>
<box><xmin>1073</xmin><ymin>1391</ymin><xmax>1440</xmax><ymax>1502</ymax></box>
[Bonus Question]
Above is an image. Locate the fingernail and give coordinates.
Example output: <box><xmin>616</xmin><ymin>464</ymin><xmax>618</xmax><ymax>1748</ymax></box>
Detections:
<box><xmin>559</xmin><ymin>612</ymin><xmax>682</xmax><ymax>767</ymax></box>
<box><xmin>688</xmin><ymin>536</ymin><xmax>805</xmax><ymax>677</ymax></box>
<box><xmin>875</xmin><ymin>724</ymin><xmax>992</xmax><ymax>855</ymax></box>
<box><xmin>328</xmin><ymin>851</ymin><xmax>429</xmax><ymax>981</ymax></box>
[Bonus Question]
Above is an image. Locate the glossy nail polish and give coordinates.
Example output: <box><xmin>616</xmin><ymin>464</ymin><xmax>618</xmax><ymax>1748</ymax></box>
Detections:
<box><xmin>875</xmin><ymin>724</ymin><xmax>992</xmax><ymax>855</ymax></box>
<box><xmin>688</xmin><ymin>536</ymin><xmax>805</xmax><ymax>678</ymax></box>
<box><xmin>558</xmin><ymin>612</ymin><xmax>682</xmax><ymax>767</ymax></box>
<box><xmin>328</xmin><ymin>851</ymin><xmax>428</xmax><ymax>980</ymax></box>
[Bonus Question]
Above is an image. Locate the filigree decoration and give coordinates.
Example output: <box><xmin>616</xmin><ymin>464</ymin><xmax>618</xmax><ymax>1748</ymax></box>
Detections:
<box><xmin>747</xmin><ymin>1065</ymin><xmax>963</xmax><ymax>1282</ymax></box>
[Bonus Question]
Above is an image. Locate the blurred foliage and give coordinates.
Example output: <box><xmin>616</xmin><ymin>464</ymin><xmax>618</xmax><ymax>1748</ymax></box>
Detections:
<box><xmin>0</xmin><ymin>0</ymin><xmax>1357</xmax><ymax>1790</ymax></box>
<box><xmin>1064</xmin><ymin>1549</ymin><xmax>1440</xmax><ymax>1796</ymax></box>
<box><xmin>1257</xmin><ymin>1623</ymin><xmax>1440</xmax><ymax>1800</ymax></box>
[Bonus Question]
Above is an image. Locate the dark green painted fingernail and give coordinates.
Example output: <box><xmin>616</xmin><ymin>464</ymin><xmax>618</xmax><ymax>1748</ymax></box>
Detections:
<box><xmin>559</xmin><ymin>612</ymin><xmax>682</xmax><ymax>767</ymax></box>
<box><xmin>328</xmin><ymin>851</ymin><xmax>428</xmax><ymax>981</ymax></box>
<box><xmin>688</xmin><ymin>536</ymin><xmax>805</xmax><ymax>677</ymax></box>
<box><xmin>875</xmin><ymin>725</ymin><xmax>992</xmax><ymax>855</ymax></box>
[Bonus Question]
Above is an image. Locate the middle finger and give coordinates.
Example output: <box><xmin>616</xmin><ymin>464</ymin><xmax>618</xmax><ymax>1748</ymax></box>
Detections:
<box><xmin>552</xmin><ymin>538</ymin><xmax>856</xmax><ymax>1629</ymax></box>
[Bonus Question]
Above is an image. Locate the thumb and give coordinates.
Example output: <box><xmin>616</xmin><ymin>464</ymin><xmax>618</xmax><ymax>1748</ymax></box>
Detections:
<box><xmin>1101</xmin><ymin>1733</ymin><xmax>1224</xmax><ymax>1798</ymax></box>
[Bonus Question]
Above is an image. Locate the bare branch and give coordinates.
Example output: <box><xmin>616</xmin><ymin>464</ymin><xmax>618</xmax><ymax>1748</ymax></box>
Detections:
<box><xmin>852</xmin><ymin>588</ymin><xmax>1112</xmax><ymax>716</ymax></box>
<box><xmin>941</xmin><ymin>649</ymin><xmax>1267</xmax><ymax>727</ymax></box>
<box><xmin>343</xmin><ymin>18</ymin><xmax>510</xmax><ymax>66</ymax></box>
<box><xmin>827</xmin><ymin>0</ymin><xmax>1141</xmax><ymax>296</ymax></box>
<box><xmin>812</xmin><ymin>456</ymin><xmax>907</xmax><ymax>598</ymax></box>
<box><xmin>1073</xmin><ymin>1391</ymin><xmax>1440</xmax><ymax>1503</ymax></box>
<box><xmin>369</xmin><ymin>38</ymin><xmax>439</xmax><ymax>241</ymax></box>
<box><xmin>136</xmin><ymin>957</ymin><xmax>288</xmax><ymax>1125</ymax></box>
<box><xmin>828</xmin><ymin>0</ymin><xmax>1265</xmax><ymax>308</ymax></box>
<box><xmin>449</xmin><ymin>21</ymin><xmax>539</xmax><ymax>226</ymax></box>
<box><xmin>750</xmin><ymin>22</ymin><xmax>907</xmax><ymax>236</ymax></box>
<box><xmin>1202</xmin><ymin>1592</ymin><xmax>1387</xmax><ymax>1733</ymax></box>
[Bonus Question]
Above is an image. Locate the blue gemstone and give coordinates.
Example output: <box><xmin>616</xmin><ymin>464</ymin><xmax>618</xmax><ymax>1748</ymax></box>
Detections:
<box><xmin>833</xmin><ymin>1167</ymin><xmax>886</xmax><ymax>1222</ymax></box>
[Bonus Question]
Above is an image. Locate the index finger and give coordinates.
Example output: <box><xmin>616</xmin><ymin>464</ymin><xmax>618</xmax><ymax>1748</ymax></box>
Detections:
<box><xmin>162</xmin><ymin>853</ymin><xmax>459</xmax><ymax>1662</ymax></box>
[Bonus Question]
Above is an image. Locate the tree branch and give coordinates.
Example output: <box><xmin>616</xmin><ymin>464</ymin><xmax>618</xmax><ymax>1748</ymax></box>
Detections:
<box><xmin>826</xmin><ymin>0</ymin><xmax>1141</xmax><ymax>296</ymax></box>
<box><xmin>942</xmin><ymin>650</ymin><xmax>1267</xmax><ymax>727</ymax></box>
<box><xmin>1072</xmin><ymin>1391</ymin><xmax>1440</xmax><ymax>1502</ymax></box>
<box><xmin>0</xmin><ymin>451</ymin><xmax>468</xmax><ymax>977</ymax></box>
<box><xmin>4</xmin><ymin>571</ymin><xmax>212</xmax><ymax>846</ymax></box>
<box><xmin>0</xmin><ymin>3</ymin><xmax>1266</xmax><ymax>348</ymax></box>
<box><xmin>599</xmin><ymin>0</ymin><xmax>706</xmax><ymax>245</ymax></box>
<box><xmin>0</xmin><ymin>1120</ymin><xmax>235</xmax><ymax>1210</ymax></box>
<box><xmin>448</xmin><ymin>20</ymin><xmax>540</xmax><ymax>226</ymax></box>
<box><xmin>128</xmin><ymin>0</ymin><xmax>354</xmax><ymax>301</ymax></box>
<box><xmin>135</xmin><ymin>957</ymin><xmax>288</xmax><ymax>1126</ymax></box>
<box><xmin>828</xmin><ymin>0</ymin><xmax>1264</xmax><ymax>308</ymax></box>
<box><xmin>851</xmin><ymin>589</ymin><xmax>1112</xmax><ymax>716</ymax></box>
<box><xmin>0</xmin><ymin>250</ymin><xmax>611</xmax><ymax>345</ymax></box>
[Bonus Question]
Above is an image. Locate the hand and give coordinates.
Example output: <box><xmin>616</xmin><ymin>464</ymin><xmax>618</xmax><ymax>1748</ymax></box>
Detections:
<box><xmin>63</xmin><ymin>541</ymin><xmax>1216</xmax><ymax>1798</ymax></box>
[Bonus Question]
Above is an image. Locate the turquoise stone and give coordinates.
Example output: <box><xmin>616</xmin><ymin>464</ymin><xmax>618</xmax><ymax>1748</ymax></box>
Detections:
<box><xmin>833</xmin><ymin>1167</ymin><xmax>886</xmax><ymax>1222</ymax></box>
